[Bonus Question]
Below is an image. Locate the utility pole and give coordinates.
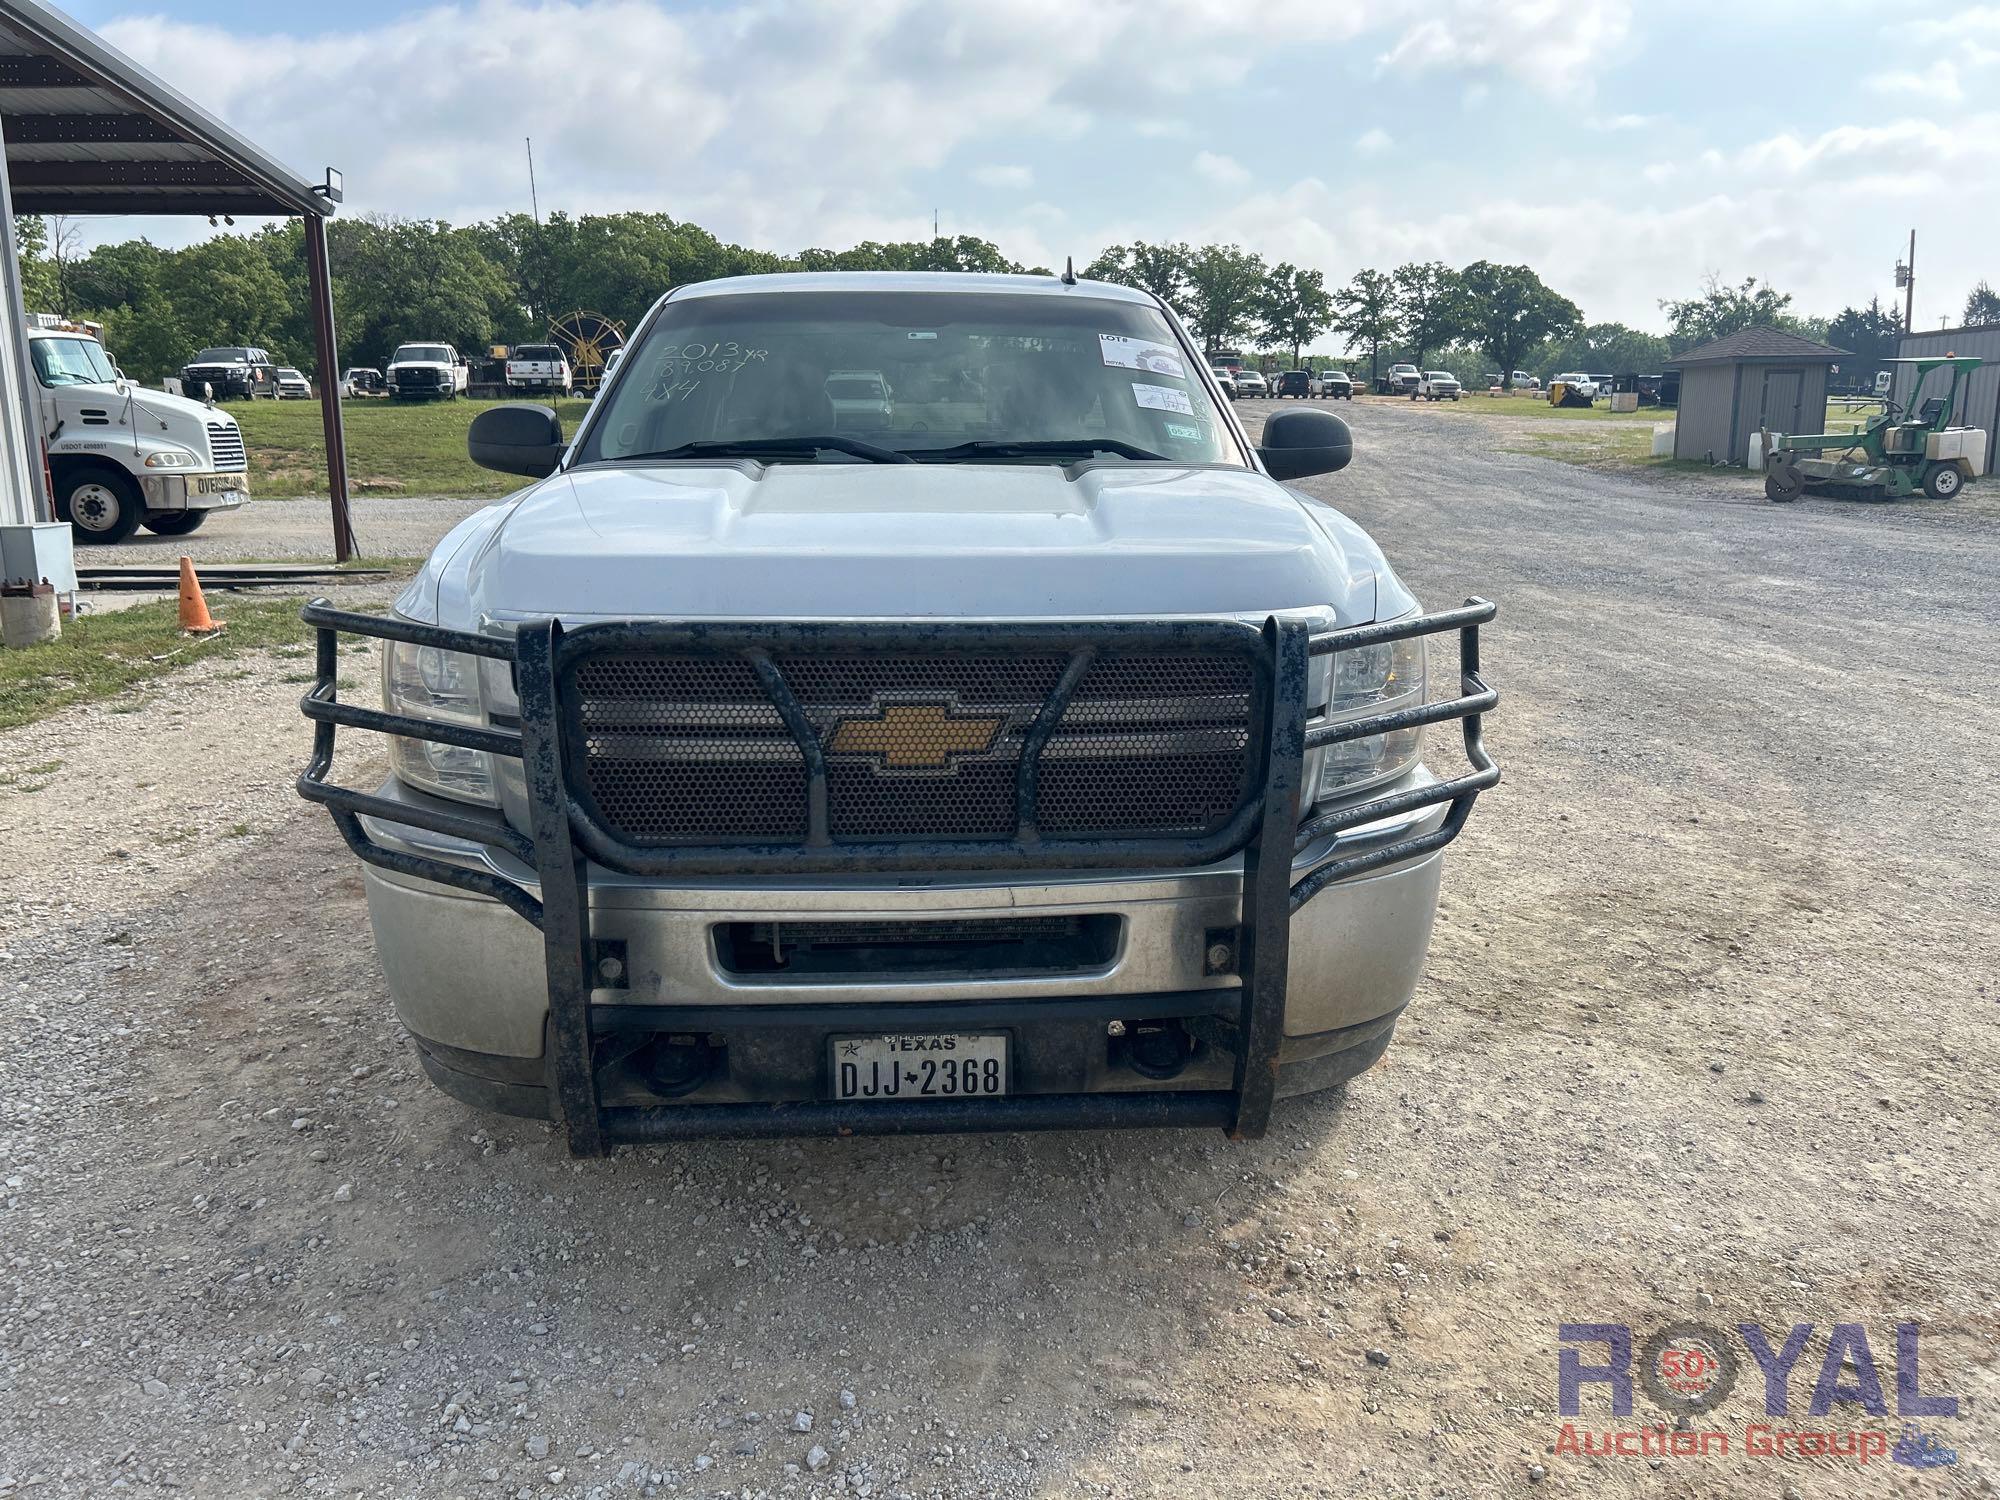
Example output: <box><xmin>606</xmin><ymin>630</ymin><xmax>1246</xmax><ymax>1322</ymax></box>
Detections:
<box><xmin>1894</xmin><ymin>229</ymin><xmax>1915</xmax><ymax>333</ymax></box>
<box><xmin>526</xmin><ymin>137</ymin><xmax>540</xmax><ymax>225</ymax></box>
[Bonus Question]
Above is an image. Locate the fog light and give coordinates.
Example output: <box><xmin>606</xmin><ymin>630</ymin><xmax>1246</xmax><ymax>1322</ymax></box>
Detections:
<box><xmin>1125</xmin><ymin>1020</ymin><xmax>1194</xmax><ymax>1080</ymax></box>
<box><xmin>638</xmin><ymin>1034</ymin><xmax>719</xmax><ymax>1098</ymax></box>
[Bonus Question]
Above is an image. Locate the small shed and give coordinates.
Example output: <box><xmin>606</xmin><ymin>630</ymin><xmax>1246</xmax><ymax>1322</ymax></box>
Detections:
<box><xmin>1893</xmin><ymin>324</ymin><xmax>2000</xmax><ymax>477</ymax></box>
<box><xmin>1665</xmin><ymin>326</ymin><xmax>1848</xmax><ymax>465</ymax></box>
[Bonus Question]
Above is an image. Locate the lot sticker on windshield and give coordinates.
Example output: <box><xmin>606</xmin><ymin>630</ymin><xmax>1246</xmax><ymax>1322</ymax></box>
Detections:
<box><xmin>1132</xmin><ymin>382</ymin><xmax>1195</xmax><ymax>416</ymax></box>
<box><xmin>1100</xmin><ymin>334</ymin><xmax>1187</xmax><ymax>380</ymax></box>
<box><xmin>1162</xmin><ymin>420</ymin><xmax>1203</xmax><ymax>443</ymax></box>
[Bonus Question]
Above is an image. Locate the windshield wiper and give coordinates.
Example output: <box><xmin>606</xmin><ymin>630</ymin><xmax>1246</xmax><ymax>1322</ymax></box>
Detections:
<box><xmin>613</xmin><ymin>436</ymin><xmax>914</xmax><ymax>465</ymax></box>
<box><xmin>904</xmin><ymin>438</ymin><xmax>1171</xmax><ymax>463</ymax></box>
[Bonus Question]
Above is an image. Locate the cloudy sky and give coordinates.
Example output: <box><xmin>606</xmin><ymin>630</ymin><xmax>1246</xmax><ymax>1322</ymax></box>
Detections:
<box><xmin>55</xmin><ymin>0</ymin><xmax>2000</xmax><ymax>332</ymax></box>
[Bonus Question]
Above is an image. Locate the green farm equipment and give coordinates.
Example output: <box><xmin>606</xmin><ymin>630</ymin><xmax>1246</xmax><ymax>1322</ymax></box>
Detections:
<box><xmin>1764</xmin><ymin>356</ymin><xmax>1987</xmax><ymax>503</ymax></box>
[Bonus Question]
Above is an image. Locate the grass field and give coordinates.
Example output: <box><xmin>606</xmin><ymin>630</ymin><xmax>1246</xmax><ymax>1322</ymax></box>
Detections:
<box><xmin>233</xmin><ymin>396</ymin><xmax>595</xmax><ymax>500</ymax></box>
<box><xmin>1427</xmin><ymin>393</ymin><xmax>1876</xmax><ymax>470</ymax></box>
<box><xmin>229</xmin><ymin>390</ymin><xmax>1891</xmax><ymax>494</ymax></box>
<box><xmin>0</xmin><ymin>596</ymin><xmax>323</xmax><ymax>730</ymax></box>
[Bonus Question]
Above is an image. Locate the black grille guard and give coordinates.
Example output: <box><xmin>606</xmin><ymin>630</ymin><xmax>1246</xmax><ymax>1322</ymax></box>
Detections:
<box><xmin>297</xmin><ymin>601</ymin><xmax>1498</xmax><ymax>1152</ymax></box>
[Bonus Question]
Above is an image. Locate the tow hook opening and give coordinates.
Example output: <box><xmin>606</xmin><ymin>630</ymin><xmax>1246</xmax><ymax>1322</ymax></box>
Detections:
<box><xmin>1116</xmin><ymin>1018</ymin><xmax>1196</xmax><ymax>1080</ymax></box>
<box><xmin>635</xmin><ymin>1033</ymin><xmax>723</xmax><ymax>1098</ymax></box>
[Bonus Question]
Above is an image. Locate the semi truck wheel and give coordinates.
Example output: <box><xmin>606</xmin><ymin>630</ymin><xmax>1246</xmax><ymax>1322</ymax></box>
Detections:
<box><xmin>57</xmin><ymin>465</ymin><xmax>148</xmax><ymax>543</ymax></box>
<box><xmin>143</xmin><ymin>510</ymin><xmax>209</xmax><ymax>536</ymax></box>
<box><xmin>1923</xmin><ymin>464</ymin><xmax>1963</xmax><ymax>499</ymax></box>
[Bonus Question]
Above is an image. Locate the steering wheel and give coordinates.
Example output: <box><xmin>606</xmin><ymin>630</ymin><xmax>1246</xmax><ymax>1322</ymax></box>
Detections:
<box><xmin>1878</xmin><ymin>398</ymin><xmax>1902</xmax><ymax>421</ymax></box>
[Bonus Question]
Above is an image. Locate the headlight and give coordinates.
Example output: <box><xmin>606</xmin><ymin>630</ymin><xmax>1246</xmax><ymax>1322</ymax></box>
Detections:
<box><xmin>384</xmin><ymin>637</ymin><xmax>496</xmax><ymax>805</ymax></box>
<box><xmin>1313</xmin><ymin>629</ymin><xmax>1426</xmax><ymax>801</ymax></box>
<box><xmin>142</xmin><ymin>449</ymin><xmax>193</xmax><ymax>468</ymax></box>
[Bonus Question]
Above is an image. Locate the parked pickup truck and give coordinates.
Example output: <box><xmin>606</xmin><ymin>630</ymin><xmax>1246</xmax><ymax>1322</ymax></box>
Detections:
<box><xmin>505</xmin><ymin>343</ymin><xmax>573</xmax><ymax>396</ymax></box>
<box><xmin>33</xmin><ymin>324</ymin><xmax>248</xmax><ymax>542</ymax></box>
<box><xmin>1414</xmin><ymin>371</ymin><xmax>1462</xmax><ymax>402</ymax></box>
<box><xmin>386</xmin><ymin>342</ymin><xmax>469</xmax><ymax>401</ymax></box>
<box><xmin>298</xmin><ymin>271</ymin><xmax>1499</xmax><ymax>1153</ymax></box>
<box><xmin>1376</xmin><ymin>363</ymin><xmax>1420</xmax><ymax>396</ymax></box>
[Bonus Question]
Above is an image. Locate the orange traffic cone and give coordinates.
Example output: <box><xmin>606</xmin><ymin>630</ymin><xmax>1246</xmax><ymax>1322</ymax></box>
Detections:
<box><xmin>178</xmin><ymin>555</ymin><xmax>222</xmax><ymax>634</ymax></box>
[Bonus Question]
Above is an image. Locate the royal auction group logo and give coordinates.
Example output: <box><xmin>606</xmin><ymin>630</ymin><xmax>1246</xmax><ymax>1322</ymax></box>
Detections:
<box><xmin>1556</xmin><ymin>1320</ymin><xmax>1961</xmax><ymax>1469</ymax></box>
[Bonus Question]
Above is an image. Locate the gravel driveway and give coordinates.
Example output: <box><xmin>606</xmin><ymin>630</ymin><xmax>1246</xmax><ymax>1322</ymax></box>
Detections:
<box><xmin>3</xmin><ymin>402</ymin><xmax>1994</xmax><ymax>1498</ymax></box>
<box><xmin>89</xmin><ymin>495</ymin><xmax>491</xmax><ymax>565</ymax></box>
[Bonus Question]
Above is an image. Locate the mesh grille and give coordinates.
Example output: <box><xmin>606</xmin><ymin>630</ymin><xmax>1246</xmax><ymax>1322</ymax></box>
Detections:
<box><xmin>571</xmin><ymin>647</ymin><xmax>1254</xmax><ymax>846</ymax></box>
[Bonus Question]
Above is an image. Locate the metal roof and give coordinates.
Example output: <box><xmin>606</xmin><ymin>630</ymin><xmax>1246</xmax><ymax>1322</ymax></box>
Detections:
<box><xmin>1665</xmin><ymin>325</ymin><xmax>1848</xmax><ymax>367</ymax></box>
<box><xmin>0</xmin><ymin>0</ymin><xmax>331</xmax><ymax>217</ymax></box>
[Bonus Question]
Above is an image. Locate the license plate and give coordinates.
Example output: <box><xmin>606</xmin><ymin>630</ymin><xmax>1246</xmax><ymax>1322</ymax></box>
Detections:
<box><xmin>195</xmin><ymin>475</ymin><xmax>246</xmax><ymax>496</ymax></box>
<box><xmin>830</xmin><ymin>1033</ymin><xmax>1008</xmax><ymax>1102</ymax></box>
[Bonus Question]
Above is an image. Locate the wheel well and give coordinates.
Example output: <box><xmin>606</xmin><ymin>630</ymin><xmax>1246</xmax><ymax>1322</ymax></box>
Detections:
<box><xmin>50</xmin><ymin>454</ymin><xmax>136</xmax><ymax>493</ymax></box>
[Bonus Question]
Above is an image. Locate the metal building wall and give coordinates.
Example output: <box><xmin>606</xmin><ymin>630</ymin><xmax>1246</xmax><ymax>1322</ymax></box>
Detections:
<box><xmin>1894</xmin><ymin>325</ymin><xmax>2000</xmax><ymax>474</ymax></box>
<box><xmin>1672</xmin><ymin>363</ymin><xmax>1738</xmax><ymax>462</ymax></box>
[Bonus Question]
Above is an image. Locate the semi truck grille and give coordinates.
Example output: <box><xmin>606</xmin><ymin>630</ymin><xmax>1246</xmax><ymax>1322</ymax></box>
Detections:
<box><xmin>206</xmin><ymin>422</ymin><xmax>246</xmax><ymax>471</ymax></box>
<box><xmin>569</xmin><ymin>649</ymin><xmax>1256</xmax><ymax>846</ymax></box>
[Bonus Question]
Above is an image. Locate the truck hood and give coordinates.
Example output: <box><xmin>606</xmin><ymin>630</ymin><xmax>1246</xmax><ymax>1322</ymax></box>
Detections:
<box><xmin>388</xmin><ymin>361</ymin><xmax>451</xmax><ymax>374</ymax></box>
<box><xmin>124</xmin><ymin>384</ymin><xmax>232</xmax><ymax>428</ymax></box>
<box><xmin>432</xmin><ymin>462</ymin><xmax>1392</xmax><ymax>626</ymax></box>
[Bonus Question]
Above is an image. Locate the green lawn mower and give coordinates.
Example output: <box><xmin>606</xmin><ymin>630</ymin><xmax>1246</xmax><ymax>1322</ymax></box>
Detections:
<box><xmin>1764</xmin><ymin>356</ymin><xmax>1987</xmax><ymax>503</ymax></box>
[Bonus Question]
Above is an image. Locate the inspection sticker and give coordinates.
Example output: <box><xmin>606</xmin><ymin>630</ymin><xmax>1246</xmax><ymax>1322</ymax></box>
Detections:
<box><xmin>1133</xmin><ymin>382</ymin><xmax>1195</xmax><ymax>415</ymax></box>
<box><xmin>1162</xmin><ymin>420</ymin><xmax>1203</xmax><ymax>442</ymax></box>
<box><xmin>1101</xmin><ymin>334</ymin><xmax>1187</xmax><ymax>380</ymax></box>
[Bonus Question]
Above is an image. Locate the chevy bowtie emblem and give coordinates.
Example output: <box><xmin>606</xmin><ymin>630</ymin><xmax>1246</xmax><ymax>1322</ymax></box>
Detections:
<box><xmin>827</xmin><ymin>701</ymin><xmax>1004</xmax><ymax>770</ymax></box>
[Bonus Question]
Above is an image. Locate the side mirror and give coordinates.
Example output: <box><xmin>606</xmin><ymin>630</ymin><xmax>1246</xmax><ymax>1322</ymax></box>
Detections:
<box><xmin>469</xmin><ymin>402</ymin><xmax>565</xmax><ymax>478</ymax></box>
<box><xmin>603</xmin><ymin>348</ymin><xmax>624</xmax><ymax>376</ymax></box>
<box><xmin>1257</xmin><ymin>407</ymin><xmax>1351</xmax><ymax>481</ymax></box>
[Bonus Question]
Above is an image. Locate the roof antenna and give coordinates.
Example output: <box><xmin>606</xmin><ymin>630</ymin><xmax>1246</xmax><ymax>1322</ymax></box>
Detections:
<box><xmin>1061</xmin><ymin>256</ymin><xmax>1077</xmax><ymax>286</ymax></box>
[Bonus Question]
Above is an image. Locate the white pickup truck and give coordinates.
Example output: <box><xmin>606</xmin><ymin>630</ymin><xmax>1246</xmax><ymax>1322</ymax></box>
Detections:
<box><xmin>505</xmin><ymin>343</ymin><xmax>573</xmax><ymax>396</ymax></box>
<box><xmin>298</xmin><ymin>272</ymin><xmax>1499</xmax><ymax>1153</ymax></box>
<box><xmin>31</xmin><ymin>324</ymin><xmax>248</xmax><ymax>542</ymax></box>
<box><xmin>386</xmin><ymin>342</ymin><xmax>469</xmax><ymax>401</ymax></box>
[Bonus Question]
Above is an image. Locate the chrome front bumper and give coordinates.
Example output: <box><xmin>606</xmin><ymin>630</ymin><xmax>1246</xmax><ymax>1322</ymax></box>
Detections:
<box><xmin>140</xmin><ymin>473</ymin><xmax>247</xmax><ymax>512</ymax></box>
<box><xmin>355</xmin><ymin>778</ymin><xmax>1449</xmax><ymax>1062</ymax></box>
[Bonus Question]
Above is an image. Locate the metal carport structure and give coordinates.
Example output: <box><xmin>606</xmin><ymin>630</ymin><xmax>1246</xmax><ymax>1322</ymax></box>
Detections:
<box><xmin>0</xmin><ymin>0</ymin><xmax>355</xmax><ymax>557</ymax></box>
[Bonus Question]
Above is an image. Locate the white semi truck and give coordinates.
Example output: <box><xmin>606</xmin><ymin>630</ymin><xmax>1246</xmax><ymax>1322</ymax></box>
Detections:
<box><xmin>31</xmin><ymin>323</ymin><xmax>248</xmax><ymax>543</ymax></box>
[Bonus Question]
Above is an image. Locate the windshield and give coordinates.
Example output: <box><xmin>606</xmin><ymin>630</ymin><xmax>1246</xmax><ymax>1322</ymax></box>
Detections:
<box><xmin>278</xmin><ymin>368</ymin><xmax>304</xmax><ymax>379</ymax></box>
<box><xmin>394</xmin><ymin>345</ymin><xmax>451</xmax><ymax>363</ymax></box>
<box><xmin>514</xmin><ymin>345</ymin><xmax>562</xmax><ymax>360</ymax></box>
<box><xmin>31</xmin><ymin>336</ymin><xmax>118</xmax><ymax>387</ymax></box>
<box><xmin>574</xmin><ymin>289</ymin><xmax>1240</xmax><ymax>467</ymax></box>
<box><xmin>194</xmin><ymin>347</ymin><xmax>248</xmax><ymax>364</ymax></box>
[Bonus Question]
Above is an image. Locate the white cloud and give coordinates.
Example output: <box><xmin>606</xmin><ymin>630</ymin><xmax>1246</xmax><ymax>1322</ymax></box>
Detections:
<box><xmin>1866</xmin><ymin>62</ymin><xmax>1963</xmax><ymax>102</ymax></box>
<box><xmin>1376</xmin><ymin>0</ymin><xmax>1633</xmax><ymax>92</ymax></box>
<box><xmin>1355</xmin><ymin>128</ymin><xmax>1393</xmax><ymax>156</ymax></box>
<box><xmin>970</xmin><ymin>164</ymin><xmax>1034</xmax><ymax>190</ymax></box>
<box><xmin>1192</xmin><ymin>151</ymin><xmax>1250</xmax><ymax>188</ymax></box>
<box><xmin>95</xmin><ymin>0</ymin><xmax>1631</xmax><ymax>249</ymax></box>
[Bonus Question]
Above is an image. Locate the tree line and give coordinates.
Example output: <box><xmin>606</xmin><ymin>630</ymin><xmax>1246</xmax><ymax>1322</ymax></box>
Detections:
<box><xmin>11</xmin><ymin>211</ymin><xmax>1050</xmax><ymax>386</ymax></box>
<box><xmin>11</xmin><ymin>210</ymin><xmax>1992</xmax><ymax>389</ymax></box>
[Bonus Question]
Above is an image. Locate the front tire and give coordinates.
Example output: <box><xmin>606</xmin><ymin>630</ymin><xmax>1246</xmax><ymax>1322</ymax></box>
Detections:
<box><xmin>143</xmin><ymin>509</ymin><xmax>209</xmax><ymax>536</ymax></box>
<box><xmin>1765</xmin><ymin>458</ymin><xmax>1804</xmax><ymax>503</ymax></box>
<box><xmin>1924</xmin><ymin>464</ymin><xmax>1963</xmax><ymax>500</ymax></box>
<box><xmin>57</xmin><ymin>465</ymin><xmax>148</xmax><ymax>543</ymax></box>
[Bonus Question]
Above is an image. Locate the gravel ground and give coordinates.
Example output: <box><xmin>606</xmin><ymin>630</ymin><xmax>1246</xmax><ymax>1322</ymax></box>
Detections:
<box><xmin>88</xmin><ymin>495</ymin><xmax>492</xmax><ymax>565</ymax></box>
<box><xmin>3</xmin><ymin>402</ymin><xmax>1996</xmax><ymax>1498</ymax></box>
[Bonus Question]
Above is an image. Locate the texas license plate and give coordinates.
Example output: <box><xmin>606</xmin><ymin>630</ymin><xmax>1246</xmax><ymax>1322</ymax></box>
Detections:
<box><xmin>195</xmin><ymin>474</ymin><xmax>246</xmax><ymax>496</ymax></box>
<box><xmin>830</xmin><ymin>1033</ymin><xmax>1008</xmax><ymax>1102</ymax></box>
